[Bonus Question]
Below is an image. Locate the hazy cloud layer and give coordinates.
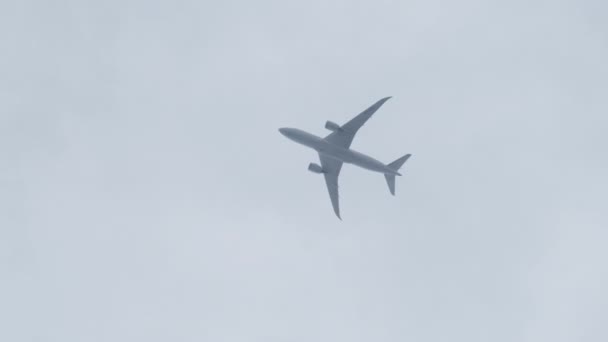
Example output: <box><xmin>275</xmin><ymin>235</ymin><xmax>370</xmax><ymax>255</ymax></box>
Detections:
<box><xmin>1</xmin><ymin>0</ymin><xmax>607</xmax><ymax>341</ymax></box>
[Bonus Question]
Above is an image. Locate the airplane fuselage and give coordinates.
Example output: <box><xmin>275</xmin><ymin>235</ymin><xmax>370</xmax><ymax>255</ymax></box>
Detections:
<box><xmin>279</xmin><ymin>127</ymin><xmax>400</xmax><ymax>176</ymax></box>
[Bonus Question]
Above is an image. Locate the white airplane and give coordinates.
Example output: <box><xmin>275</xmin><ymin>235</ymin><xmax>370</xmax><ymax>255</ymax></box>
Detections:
<box><xmin>279</xmin><ymin>97</ymin><xmax>411</xmax><ymax>219</ymax></box>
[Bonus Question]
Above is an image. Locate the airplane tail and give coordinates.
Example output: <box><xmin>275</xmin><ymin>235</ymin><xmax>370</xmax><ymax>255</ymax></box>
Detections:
<box><xmin>384</xmin><ymin>154</ymin><xmax>412</xmax><ymax>195</ymax></box>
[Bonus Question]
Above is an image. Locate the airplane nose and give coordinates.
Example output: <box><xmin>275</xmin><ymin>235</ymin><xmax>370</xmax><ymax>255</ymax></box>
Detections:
<box><xmin>278</xmin><ymin>127</ymin><xmax>289</xmax><ymax>136</ymax></box>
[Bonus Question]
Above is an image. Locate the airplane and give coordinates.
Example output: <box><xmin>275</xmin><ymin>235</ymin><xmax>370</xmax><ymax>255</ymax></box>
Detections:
<box><xmin>279</xmin><ymin>97</ymin><xmax>411</xmax><ymax>219</ymax></box>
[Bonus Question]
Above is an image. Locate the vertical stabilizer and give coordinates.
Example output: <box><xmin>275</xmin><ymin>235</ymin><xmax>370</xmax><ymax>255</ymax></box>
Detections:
<box><xmin>385</xmin><ymin>174</ymin><xmax>397</xmax><ymax>195</ymax></box>
<box><xmin>384</xmin><ymin>154</ymin><xmax>411</xmax><ymax>195</ymax></box>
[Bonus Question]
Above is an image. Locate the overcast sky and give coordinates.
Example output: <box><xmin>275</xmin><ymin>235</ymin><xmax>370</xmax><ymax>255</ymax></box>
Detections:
<box><xmin>1</xmin><ymin>0</ymin><xmax>607</xmax><ymax>341</ymax></box>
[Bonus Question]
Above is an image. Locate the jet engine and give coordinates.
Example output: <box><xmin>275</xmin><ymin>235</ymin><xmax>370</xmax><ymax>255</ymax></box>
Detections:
<box><xmin>308</xmin><ymin>163</ymin><xmax>324</xmax><ymax>174</ymax></box>
<box><xmin>325</xmin><ymin>121</ymin><xmax>342</xmax><ymax>132</ymax></box>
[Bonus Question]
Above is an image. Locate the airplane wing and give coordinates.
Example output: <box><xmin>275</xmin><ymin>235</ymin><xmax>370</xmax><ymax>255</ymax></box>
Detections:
<box><xmin>324</xmin><ymin>96</ymin><xmax>392</xmax><ymax>149</ymax></box>
<box><xmin>319</xmin><ymin>153</ymin><xmax>343</xmax><ymax>219</ymax></box>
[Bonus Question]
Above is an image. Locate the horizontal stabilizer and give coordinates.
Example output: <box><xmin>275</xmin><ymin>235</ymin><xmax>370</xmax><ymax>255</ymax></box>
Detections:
<box><xmin>388</xmin><ymin>154</ymin><xmax>411</xmax><ymax>172</ymax></box>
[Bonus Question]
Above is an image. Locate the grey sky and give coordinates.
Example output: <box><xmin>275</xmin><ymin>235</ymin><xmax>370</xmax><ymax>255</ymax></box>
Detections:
<box><xmin>1</xmin><ymin>0</ymin><xmax>607</xmax><ymax>341</ymax></box>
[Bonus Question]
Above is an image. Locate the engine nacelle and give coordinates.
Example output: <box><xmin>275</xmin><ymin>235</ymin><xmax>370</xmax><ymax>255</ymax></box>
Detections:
<box><xmin>325</xmin><ymin>121</ymin><xmax>342</xmax><ymax>132</ymax></box>
<box><xmin>308</xmin><ymin>163</ymin><xmax>324</xmax><ymax>174</ymax></box>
